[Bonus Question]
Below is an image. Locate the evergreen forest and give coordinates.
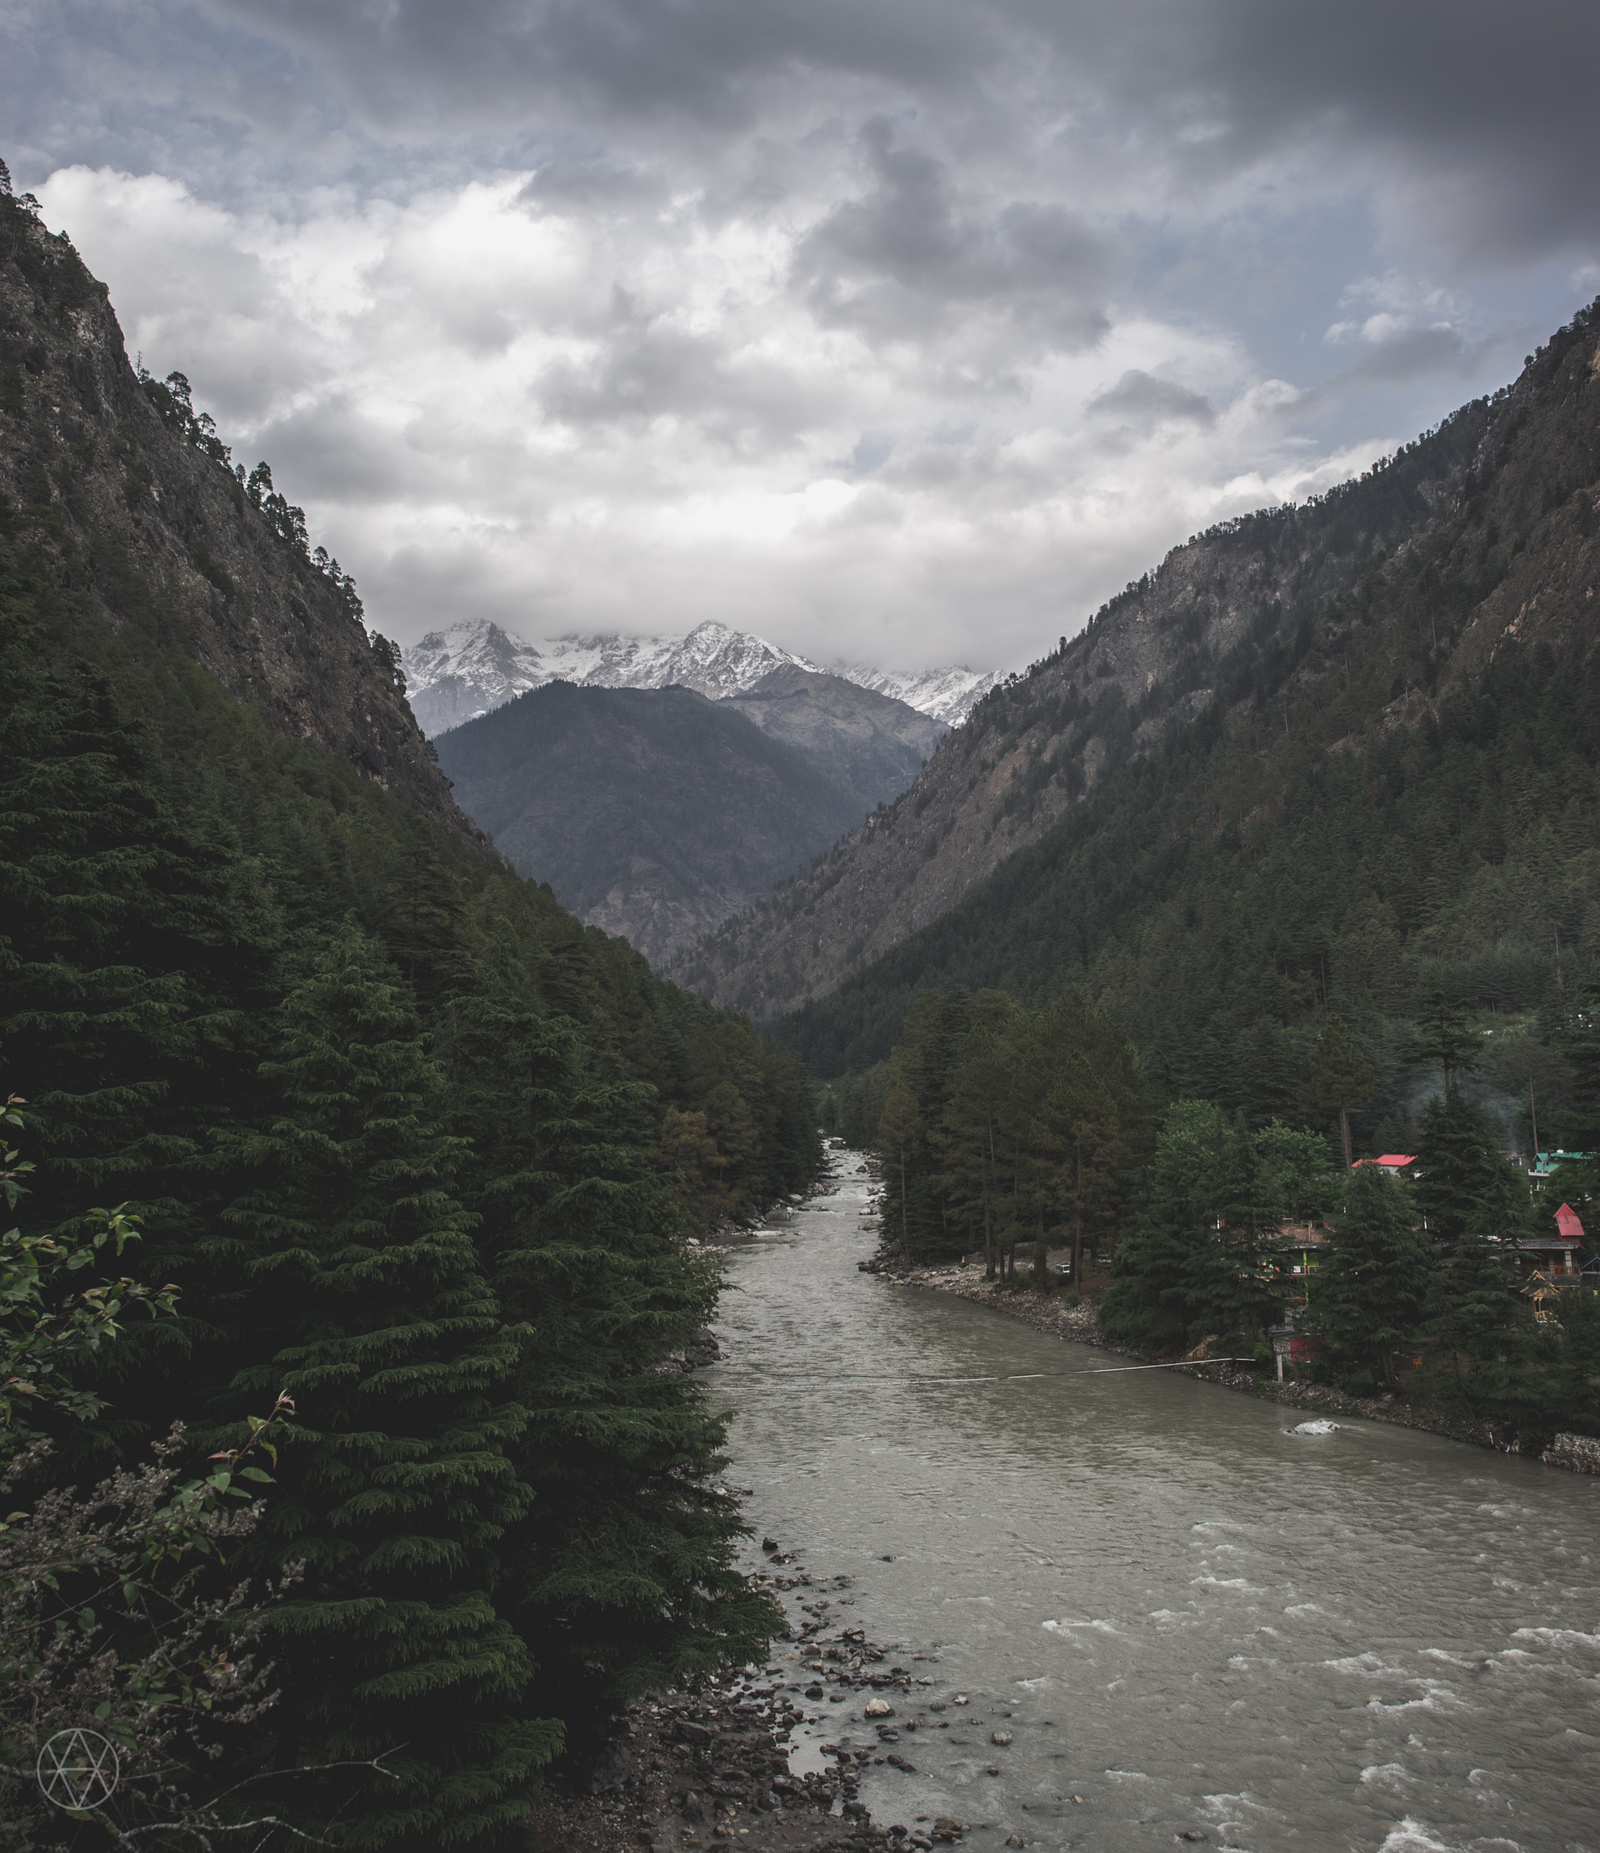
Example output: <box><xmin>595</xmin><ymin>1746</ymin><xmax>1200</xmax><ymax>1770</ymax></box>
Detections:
<box><xmin>839</xmin><ymin>975</ymin><xmax>1600</xmax><ymax>1444</ymax></box>
<box><xmin>0</xmin><ymin>181</ymin><xmax>817</xmax><ymax>1847</ymax></box>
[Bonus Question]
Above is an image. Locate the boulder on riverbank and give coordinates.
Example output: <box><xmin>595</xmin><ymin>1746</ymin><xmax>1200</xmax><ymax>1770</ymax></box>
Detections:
<box><xmin>1542</xmin><ymin>1432</ymin><xmax>1600</xmax><ymax>1473</ymax></box>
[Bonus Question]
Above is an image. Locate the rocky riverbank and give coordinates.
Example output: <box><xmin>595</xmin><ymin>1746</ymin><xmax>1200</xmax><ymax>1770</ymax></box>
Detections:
<box><xmin>529</xmin><ymin>1541</ymin><xmax>987</xmax><ymax>1853</ymax></box>
<box><xmin>868</xmin><ymin>1250</ymin><xmax>1587</xmax><ymax>1466</ymax></box>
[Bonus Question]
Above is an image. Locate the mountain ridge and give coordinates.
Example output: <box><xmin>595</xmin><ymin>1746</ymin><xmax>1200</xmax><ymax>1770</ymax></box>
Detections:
<box><xmin>721</xmin><ymin>665</ymin><xmax>946</xmax><ymax>818</ymax></box>
<box><xmin>667</xmin><ymin>302</ymin><xmax>1600</xmax><ymax>1033</ymax></box>
<box><xmin>432</xmin><ymin>681</ymin><xmax>870</xmax><ymax>963</ymax></box>
<box><xmin>0</xmin><ymin>190</ymin><xmax>472</xmax><ymax>842</ymax></box>
<box><xmin>405</xmin><ymin>614</ymin><xmax>999</xmax><ymax>735</ymax></box>
<box><xmin>433</xmin><ymin>668</ymin><xmax>947</xmax><ymax>961</ymax></box>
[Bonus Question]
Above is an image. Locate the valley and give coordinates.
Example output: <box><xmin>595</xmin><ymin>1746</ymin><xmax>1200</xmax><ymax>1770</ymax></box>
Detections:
<box><xmin>432</xmin><ymin>669</ymin><xmax>945</xmax><ymax>961</ymax></box>
<box><xmin>7</xmin><ymin>132</ymin><xmax>1600</xmax><ymax>1853</ymax></box>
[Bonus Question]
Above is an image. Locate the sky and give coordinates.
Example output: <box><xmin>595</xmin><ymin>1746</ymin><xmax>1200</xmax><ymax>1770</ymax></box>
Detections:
<box><xmin>7</xmin><ymin>2</ymin><xmax>1600</xmax><ymax>675</ymax></box>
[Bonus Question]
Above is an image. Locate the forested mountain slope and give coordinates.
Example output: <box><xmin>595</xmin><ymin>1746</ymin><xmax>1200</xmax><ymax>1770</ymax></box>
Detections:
<box><xmin>436</xmin><ymin>670</ymin><xmax>944</xmax><ymax>964</ymax></box>
<box><xmin>723</xmin><ymin>665</ymin><xmax>946</xmax><ymax>816</ymax></box>
<box><xmin>434</xmin><ymin>680</ymin><xmax>872</xmax><ymax>963</ymax></box>
<box><xmin>0</xmin><ymin>182</ymin><xmax>465</xmax><ymax>838</ymax></box>
<box><xmin>780</xmin><ymin>307</ymin><xmax>1600</xmax><ymax>1154</ymax></box>
<box><xmin>670</xmin><ymin>306</ymin><xmax>1600</xmax><ymax>1030</ymax></box>
<box><xmin>1</xmin><ymin>179</ymin><xmax>815</xmax><ymax>1847</ymax></box>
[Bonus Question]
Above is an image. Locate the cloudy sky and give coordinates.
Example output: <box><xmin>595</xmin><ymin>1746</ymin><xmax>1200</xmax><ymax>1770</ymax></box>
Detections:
<box><xmin>8</xmin><ymin>2</ymin><xmax>1599</xmax><ymax>674</ymax></box>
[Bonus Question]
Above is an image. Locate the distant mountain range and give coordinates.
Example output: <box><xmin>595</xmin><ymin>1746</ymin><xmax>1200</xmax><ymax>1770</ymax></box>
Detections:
<box><xmin>404</xmin><ymin>616</ymin><xmax>998</xmax><ymax>736</ymax></box>
<box><xmin>433</xmin><ymin>668</ymin><xmax>945</xmax><ymax>962</ymax></box>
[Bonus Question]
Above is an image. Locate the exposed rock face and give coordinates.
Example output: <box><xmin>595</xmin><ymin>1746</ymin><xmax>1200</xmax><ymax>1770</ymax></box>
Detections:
<box><xmin>667</xmin><ymin>308</ymin><xmax>1600</xmax><ymax>1019</ymax></box>
<box><xmin>722</xmin><ymin>667</ymin><xmax>947</xmax><ymax>820</ymax></box>
<box><xmin>0</xmin><ymin>197</ymin><xmax>473</xmax><ymax>841</ymax></box>
<box><xmin>433</xmin><ymin>682</ymin><xmax>870</xmax><ymax>964</ymax></box>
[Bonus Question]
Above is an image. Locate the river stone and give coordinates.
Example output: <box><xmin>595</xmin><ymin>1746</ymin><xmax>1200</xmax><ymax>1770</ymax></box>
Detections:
<box><xmin>991</xmin><ymin>1730</ymin><xmax>1013</xmax><ymax>1745</ymax></box>
<box><xmin>865</xmin><ymin>1698</ymin><xmax>895</xmax><ymax>1717</ymax></box>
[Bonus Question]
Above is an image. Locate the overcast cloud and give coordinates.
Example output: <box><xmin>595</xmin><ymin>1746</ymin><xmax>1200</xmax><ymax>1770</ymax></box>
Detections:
<box><xmin>7</xmin><ymin>0</ymin><xmax>1599</xmax><ymax>671</ymax></box>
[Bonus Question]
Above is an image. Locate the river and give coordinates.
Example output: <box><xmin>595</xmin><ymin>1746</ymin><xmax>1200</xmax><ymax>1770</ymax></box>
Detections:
<box><xmin>704</xmin><ymin>1151</ymin><xmax>1600</xmax><ymax>1853</ymax></box>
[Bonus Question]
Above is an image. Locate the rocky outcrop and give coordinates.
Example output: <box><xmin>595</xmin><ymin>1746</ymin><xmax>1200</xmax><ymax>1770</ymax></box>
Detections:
<box><xmin>0</xmin><ymin>191</ymin><xmax>476</xmax><ymax>842</ymax></box>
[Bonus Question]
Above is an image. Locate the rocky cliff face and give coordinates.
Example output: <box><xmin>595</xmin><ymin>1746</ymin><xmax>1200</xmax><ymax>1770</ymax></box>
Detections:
<box><xmin>0</xmin><ymin>191</ymin><xmax>475</xmax><ymax>842</ymax></box>
<box><xmin>668</xmin><ymin>303</ymin><xmax>1600</xmax><ymax>1019</ymax></box>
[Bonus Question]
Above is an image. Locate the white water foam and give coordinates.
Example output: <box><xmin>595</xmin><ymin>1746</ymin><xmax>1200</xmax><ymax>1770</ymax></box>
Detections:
<box><xmin>1360</xmin><ymin>1762</ymin><xmax>1411</xmax><ymax>1787</ymax></box>
<box><xmin>1510</xmin><ymin>1625</ymin><xmax>1600</xmax><ymax>1649</ymax></box>
<box><xmin>1374</xmin><ymin>1821</ymin><xmax>1463</xmax><ymax>1853</ymax></box>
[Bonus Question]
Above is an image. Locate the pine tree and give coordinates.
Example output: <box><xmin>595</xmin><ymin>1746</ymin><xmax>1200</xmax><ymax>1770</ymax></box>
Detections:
<box><xmin>1423</xmin><ymin>1227</ymin><xmax>1540</xmax><ymax>1428</ymax></box>
<box><xmin>876</xmin><ymin>1086</ymin><xmax>923</xmax><ymax>1259</ymax></box>
<box><xmin>1102</xmin><ymin>1100</ymin><xmax>1227</xmax><ymax>1351</ymax></box>
<box><xmin>448</xmin><ymin>994</ymin><xmax>777</xmax><ymax>1749</ymax></box>
<box><xmin>1312</xmin><ymin>1014</ymin><xmax>1375</xmax><ymax>1171</ymax></box>
<box><xmin>1545</xmin><ymin>1287</ymin><xmax>1600</xmax><ymax>1435</ymax></box>
<box><xmin>0</xmin><ymin>649</ymin><xmax>275</xmax><ymax>1228</ymax></box>
<box><xmin>213</xmin><ymin>923</ymin><xmax>548</xmax><ymax>1848</ymax></box>
<box><xmin>1319</xmin><ymin>1165</ymin><xmax>1429</xmax><ymax>1384</ymax></box>
<box><xmin>1414</xmin><ymin>1085</ymin><xmax>1524</xmax><ymax>1249</ymax></box>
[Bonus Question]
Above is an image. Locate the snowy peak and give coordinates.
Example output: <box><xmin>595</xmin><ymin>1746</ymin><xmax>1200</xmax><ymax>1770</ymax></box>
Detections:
<box><xmin>404</xmin><ymin>622</ymin><xmax>548</xmax><ymax>736</ymax></box>
<box><xmin>833</xmin><ymin>662</ymin><xmax>1003</xmax><ymax>728</ymax></box>
<box><xmin>404</xmin><ymin>615</ymin><xmax>993</xmax><ymax>737</ymax></box>
<box><xmin>647</xmin><ymin>621</ymin><xmax>818</xmax><ymax>700</ymax></box>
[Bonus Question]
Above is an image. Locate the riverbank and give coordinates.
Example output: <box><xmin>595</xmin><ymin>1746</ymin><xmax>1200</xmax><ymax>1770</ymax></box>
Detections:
<box><xmin>528</xmin><ymin>1533</ymin><xmax>982</xmax><ymax>1853</ymax></box>
<box><xmin>525</xmin><ymin>1654</ymin><xmax>877</xmax><ymax>1853</ymax></box>
<box><xmin>869</xmin><ymin>1251</ymin><xmax>1579</xmax><ymax>1462</ymax></box>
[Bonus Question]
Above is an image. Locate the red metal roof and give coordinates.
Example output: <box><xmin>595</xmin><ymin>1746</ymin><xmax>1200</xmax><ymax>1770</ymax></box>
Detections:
<box><xmin>1556</xmin><ymin>1201</ymin><xmax>1586</xmax><ymax>1243</ymax></box>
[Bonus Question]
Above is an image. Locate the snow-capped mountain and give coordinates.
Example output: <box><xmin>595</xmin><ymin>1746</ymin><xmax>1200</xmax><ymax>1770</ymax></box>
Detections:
<box><xmin>832</xmin><ymin>663</ymin><xmax>1003</xmax><ymax>727</ymax></box>
<box><xmin>405</xmin><ymin>619</ymin><xmax>824</xmax><ymax>737</ymax></box>
<box><xmin>407</xmin><ymin>617</ymin><xmax>1001</xmax><ymax>737</ymax></box>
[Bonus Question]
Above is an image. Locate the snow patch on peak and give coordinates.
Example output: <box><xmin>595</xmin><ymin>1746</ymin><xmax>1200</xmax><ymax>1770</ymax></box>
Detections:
<box><xmin>833</xmin><ymin>662</ymin><xmax>1004</xmax><ymax>728</ymax></box>
<box><xmin>404</xmin><ymin>615</ymin><xmax>993</xmax><ymax>737</ymax></box>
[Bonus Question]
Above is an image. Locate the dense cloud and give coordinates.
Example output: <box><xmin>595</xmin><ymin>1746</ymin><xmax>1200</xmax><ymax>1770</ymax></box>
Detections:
<box><xmin>10</xmin><ymin>2</ymin><xmax>1600</xmax><ymax>669</ymax></box>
